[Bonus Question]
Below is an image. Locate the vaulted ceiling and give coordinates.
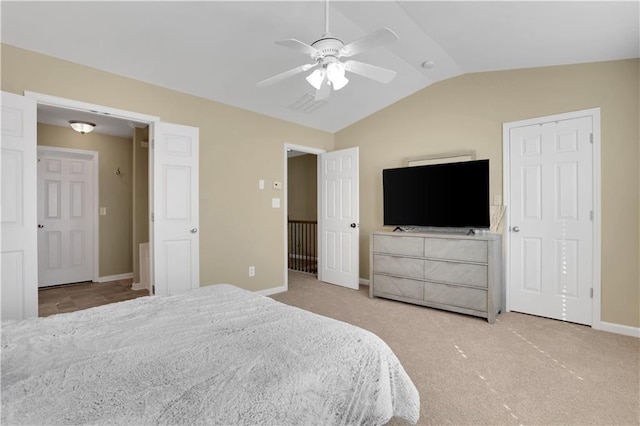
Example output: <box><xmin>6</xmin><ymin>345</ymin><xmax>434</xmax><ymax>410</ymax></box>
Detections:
<box><xmin>3</xmin><ymin>1</ymin><xmax>638</xmax><ymax>134</ymax></box>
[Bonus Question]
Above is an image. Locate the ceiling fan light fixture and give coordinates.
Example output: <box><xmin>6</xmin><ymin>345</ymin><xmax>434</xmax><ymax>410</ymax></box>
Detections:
<box><xmin>306</xmin><ymin>69</ymin><xmax>326</xmax><ymax>90</ymax></box>
<box><xmin>326</xmin><ymin>62</ymin><xmax>348</xmax><ymax>90</ymax></box>
<box><xmin>69</xmin><ymin>120</ymin><xmax>96</xmax><ymax>134</ymax></box>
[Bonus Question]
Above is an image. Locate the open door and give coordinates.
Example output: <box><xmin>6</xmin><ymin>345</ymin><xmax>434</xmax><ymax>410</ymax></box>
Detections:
<box><xmin>151</xmin><ymin>122</ymin><xmax>199</xmax><ymax>296</ymax></box>
<box><xmin>318</xmin><ymin>147</ymin><xmax>359</xmax><ymax>289</ymax></box>
<box><xmin>1</xmin><ymin>91</ymin><xmax>38</xmax><ymax>320</ymax></box>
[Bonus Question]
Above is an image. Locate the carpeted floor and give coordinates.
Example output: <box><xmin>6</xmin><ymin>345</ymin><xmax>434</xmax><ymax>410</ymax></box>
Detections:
<box><xmin>272</xmin><ymin>271</ymin><xmax>640</xmax><ymax>425</ymax></box>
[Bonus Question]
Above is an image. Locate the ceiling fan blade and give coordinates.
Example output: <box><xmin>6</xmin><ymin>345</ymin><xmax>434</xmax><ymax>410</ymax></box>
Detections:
<box><xmin>275</xmin><ymin>39</ymin><xmax>320</xmax><ymax>57</ymax></box>
<box><xmin>344</xmin><ymin>60</ymin><xmax>397</xmax><ymax>84</ymax></box>
<box><xmin>339</xmin><ymin>27</ymin><xmax>399</xmax><ymax>58</ymax></box>
<box><xmin>257</xmin><ymin>63</ymin><xmax>317</xmax><ymax>88</ymax></box>
<box><xmin>315</xmin><ymin>77</ymin><xmax>330</xmax><ymax>101</ymax></box>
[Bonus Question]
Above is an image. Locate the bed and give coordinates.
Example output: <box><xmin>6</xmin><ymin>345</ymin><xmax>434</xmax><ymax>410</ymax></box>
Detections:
<box><xmin>1</xmin><ymin>284</ymin><xmax>420</xmax><ymax>425</ymax></box>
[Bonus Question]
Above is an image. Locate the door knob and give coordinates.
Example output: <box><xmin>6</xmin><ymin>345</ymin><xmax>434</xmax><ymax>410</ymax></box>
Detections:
<box><xmin>511</xmin><ymin>226</ymin><xmax>520</xmax><ymax>232</ymax></box>
<box><xmin>38</xmin><ymin>224</ymin><xmax>44</xmax><ymax>229</ymax></box>
<box><xmin>190</xmin><ymin>228</ymin><xmax>198</xmax><ymax>234</ymax></box>
<box><xmin>350</xmin><ymin>223</ymin><xmax>358</xmax><ymax>228</ymax></box>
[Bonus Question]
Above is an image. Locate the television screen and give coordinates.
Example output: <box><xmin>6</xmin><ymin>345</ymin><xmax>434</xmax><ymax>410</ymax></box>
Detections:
<box><xmin>383</xmin><ymin>159</ymin><xmax>490</xmax><ymax>228</ymax></box>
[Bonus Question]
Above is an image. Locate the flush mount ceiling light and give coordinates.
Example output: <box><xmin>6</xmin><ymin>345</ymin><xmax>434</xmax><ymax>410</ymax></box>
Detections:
<box><xmin>68</xmin><ymin>120</ymin><xmax>96</xmax><ymax>134</ymax></box>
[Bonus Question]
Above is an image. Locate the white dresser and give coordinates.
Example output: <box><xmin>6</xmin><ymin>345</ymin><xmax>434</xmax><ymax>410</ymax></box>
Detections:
<box><xmin>369</xmin><ymin>231</ymin><xmax>503</xmax><ymax>323</ymax></box>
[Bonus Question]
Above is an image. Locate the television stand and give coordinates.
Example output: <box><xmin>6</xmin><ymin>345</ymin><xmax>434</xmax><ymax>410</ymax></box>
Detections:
<box><xmin>369</xmin><ymin>231</ymin><xmax>503</xmax><ymax>323</ymax></box>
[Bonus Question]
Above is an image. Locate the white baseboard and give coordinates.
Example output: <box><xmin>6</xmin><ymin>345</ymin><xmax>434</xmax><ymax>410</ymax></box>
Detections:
<box><xmin>359</xmin><ymin>278</ymin><xmax>370</xmax><ymax>286</ymax></box>
<box><xmin>97</xmin><ymin>273</ymin><xmax>133</xmax><ymax>283</ymax></box>
<box><xmin>256</xmin><ymin>285</ymin><xmax>287</xmax><ymax>297</ymax></box>
<box><xmin>597</xmin><ymin>321</ymin><xmax>640</xmax><ymax>338</ymax></box>
<box><xmin>131</xmin><ymin>282</ymin><xmax>147</xmax><ymax>291</ymax></box>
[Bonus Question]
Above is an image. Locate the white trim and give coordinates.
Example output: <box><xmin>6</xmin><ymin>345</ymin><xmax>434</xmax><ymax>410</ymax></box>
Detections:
<box><xmin>25</xmin><ymin>91</ymin><xmax>159</xmax><ymax>123</ymax></box>
<box><xmin>283</xmin><ymin>143</ymin><xmax>326</xmax><ymax>293</ymax></box>
<box><xmin>359</xmin><ymin>278</ymin><xmax>370</xmax><ymax>286</ymax></box>
<box><xmin>598</xmin><ymin>322</ymin><xmax>640</xmax><ymax>338</ymax></box>
<box><xmin>256</xmin><ymin>285</ymin><xmax>287</xmax><ymax>297</ymax></box>
<box><xmin>97</xmin><ymin>272</ymin><xmax>133</xmax><ymax>283</ymax></box>
<box><xmin>131</xmin><ymin>282</ymin><xmax>147</xmax><ymax>291</ymax></box>
<box><xmin>590</xmin><ymin>109</ymin><xmax>602</xmax><ymax>330</ymax></box>
<box><xmin>37</xmin><ymin>146</ymin><xmax>100</xmax><ymax>283</ymax></box>
<box><xmin>502</xmin><ymin>107</ymin><xmax>602</xmax><ymax>328</ymax></box>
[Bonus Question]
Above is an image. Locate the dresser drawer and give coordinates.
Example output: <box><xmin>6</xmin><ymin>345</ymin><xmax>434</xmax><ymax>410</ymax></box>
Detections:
<box><xmin>424</xmin><ymin>260</ymin><xmax>487</xmax><ymax>287</ymax></box>
<box><xmin>373</xmin><ymin>274</ymin><xmax>423</xmax><ymax>300</ymax></box>
<box><xmin>424</xmin><ymin>238</ymin><xmax>488</xmax><ymax>263</ymax></box>
<box><xmin>373</xmin><ymin>255</ymin><xmax>424</xmax><ymax>279</ymax></box>
<box><xmin>424</xmin><ymin>281</ymin><xmax>487</xmax><ymax>312</ymax></box>
<box><xmin>373</xmin><ymin>235</ymin><xmax>424</xmax><ymax>257</ymax></box>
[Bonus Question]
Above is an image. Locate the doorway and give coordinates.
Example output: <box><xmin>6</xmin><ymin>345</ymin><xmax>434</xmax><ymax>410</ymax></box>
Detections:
<box><xmin>1</xmin><ymin>91</ymin><xmax>201</xmax><ymax>321</ymax></box>
<box><xmin>503</xmin><ymin>108</ymin><xmax>601</xmax><ymax>327</ymax></box>
<box><xmin>287</xmin><ymin>150</ymin><xmax>319</xmax><ymax>275</ymax></box>
<box><xmin>284</xmin><ymin>144</ymin><xmax>323</xmax><ymax>292</ymax></box>
<box><xmin>35</xmin><ymin>106</ymin><xmax>152</xmax><ymax>317</ymax></box>
<box><xmin>35</xmin><ymin>105</ymin><xmax>150</xmax><ymax>288</ymax></box>
<box><xmin>283</xmin><ymin>144</ymin><xmax>360</xmax><ymax>292</ymax></box>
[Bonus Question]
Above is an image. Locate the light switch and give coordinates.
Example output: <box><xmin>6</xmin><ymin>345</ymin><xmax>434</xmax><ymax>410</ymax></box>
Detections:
<box><xmin>100</xmin><ymin>207</ymin><xmax>107</xmax><ymax>216</ymax></box>
<box><xmin>258</xmin><ymin>179</ymin><xmax>264</xmax><ymax>190</ymax></box>
<box><xmin>272</xmin><ymin>198</ymin><xmax>280</xmax><ymax>208</ymax></box>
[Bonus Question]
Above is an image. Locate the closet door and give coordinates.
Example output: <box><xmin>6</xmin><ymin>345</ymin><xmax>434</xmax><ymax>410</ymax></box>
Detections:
<box><xmin>1</xmin><ymin>91</ymin><xmax>38</xmax><ymax>320</ymax></box>
<box><xmin>151</xmin><ymin>122</ymin><xmax>199</xmax><ymax>296</ymax></box>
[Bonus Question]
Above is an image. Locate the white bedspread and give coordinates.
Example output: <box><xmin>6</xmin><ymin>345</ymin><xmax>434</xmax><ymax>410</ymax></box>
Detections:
<box><xmin>2</xmin><ymin>284</ymin><xmax>419</xmax><ymax>425</ymax></box>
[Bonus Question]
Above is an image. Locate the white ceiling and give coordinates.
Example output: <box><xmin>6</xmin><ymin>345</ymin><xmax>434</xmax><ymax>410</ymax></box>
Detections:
<box><xmin>3</xmin><ymin>1</ymin><xmax>638</xmax><ymax>134</ymax></box>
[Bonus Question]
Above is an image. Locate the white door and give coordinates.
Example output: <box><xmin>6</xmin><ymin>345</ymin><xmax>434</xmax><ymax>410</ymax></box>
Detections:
<box><xmin>151</xmin><ymin>122</ymin><xmax>199</xmax><ymax>296</ymax></box>
<box><xmin>37</xmin><ymin>151</ymin><xmax>94</xmax><ymax>287</ymax></box>
<box><xmin>1</xmin><ymin>91</ymin><xmax>38</xmax><ymax>320</ymax></box>
<box><xmin>319</xmin><ymin>147</ymin><xmax>359</xmax><ymax>289</ymax></box>
<box><xmin>508</xmin><ymin>116</ymin><xmax>593</xmax><ymax>325</ymax></box>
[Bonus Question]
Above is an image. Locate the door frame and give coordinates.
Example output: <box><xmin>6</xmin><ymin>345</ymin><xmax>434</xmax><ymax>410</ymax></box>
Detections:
<box><xmin>281</xmin><ymin>143</ymin><xmax>326</xmax><ymax>294</ymax></box>
<box><xmin>502</xmin><ymin>107</ymin><xmax>602</xmax><ymax>329</ymax></box>
<box><xmin>25</xmin><ymin>91</ymin><xmax>159</xmax><ymax>293</ymax></box>
<box><xmin>37</xmin><ymin>145</ymin><xmax>100</xmax><ymax>284</ymax></box>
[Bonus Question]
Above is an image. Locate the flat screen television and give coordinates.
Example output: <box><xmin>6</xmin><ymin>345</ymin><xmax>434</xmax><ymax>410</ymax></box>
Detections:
<box><xmin>383</xmin><ymin>159</ymin><xmax>490</xmax><ymax>229</ymax></box>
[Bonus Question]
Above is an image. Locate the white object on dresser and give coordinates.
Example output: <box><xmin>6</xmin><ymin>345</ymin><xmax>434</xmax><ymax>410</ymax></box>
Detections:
<box><xmin>370</xmin><ymin>231</ymin><xmax>503</xmax><ymax>323</ymax></box>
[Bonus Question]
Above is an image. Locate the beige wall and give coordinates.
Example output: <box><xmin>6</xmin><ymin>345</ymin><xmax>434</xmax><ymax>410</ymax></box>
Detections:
<box><xmin>37</xmin><ymin>123</ymin><xmax>133</xmax><ymax>277</ymax></box>
<box><xmin>335</xmin><ymin>59</ymin><xmax>640</xmax><ymax>328</ymax></box>
<box><xmin>1</xmin><ymin>44</ymin><xmax>334</xmax><ymax>292</ymax></box>
<box><xmin>287</xmin><ymin>154</ymin><xmax>317</xmax><ymax>221</ymax></box>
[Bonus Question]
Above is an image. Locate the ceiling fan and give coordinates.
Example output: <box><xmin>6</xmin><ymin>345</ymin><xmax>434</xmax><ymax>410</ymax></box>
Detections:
<box><xmin>257</xmin><ymin>0</ymin><xmax>399</xmax><ymax>101</ymax></box>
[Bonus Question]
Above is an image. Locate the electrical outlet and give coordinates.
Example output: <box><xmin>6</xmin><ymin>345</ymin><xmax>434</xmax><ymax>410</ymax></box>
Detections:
<box><xmin>249</xmin><ymin>266</ymin><xmax>255</xmax><ymax>277</ymax></box>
